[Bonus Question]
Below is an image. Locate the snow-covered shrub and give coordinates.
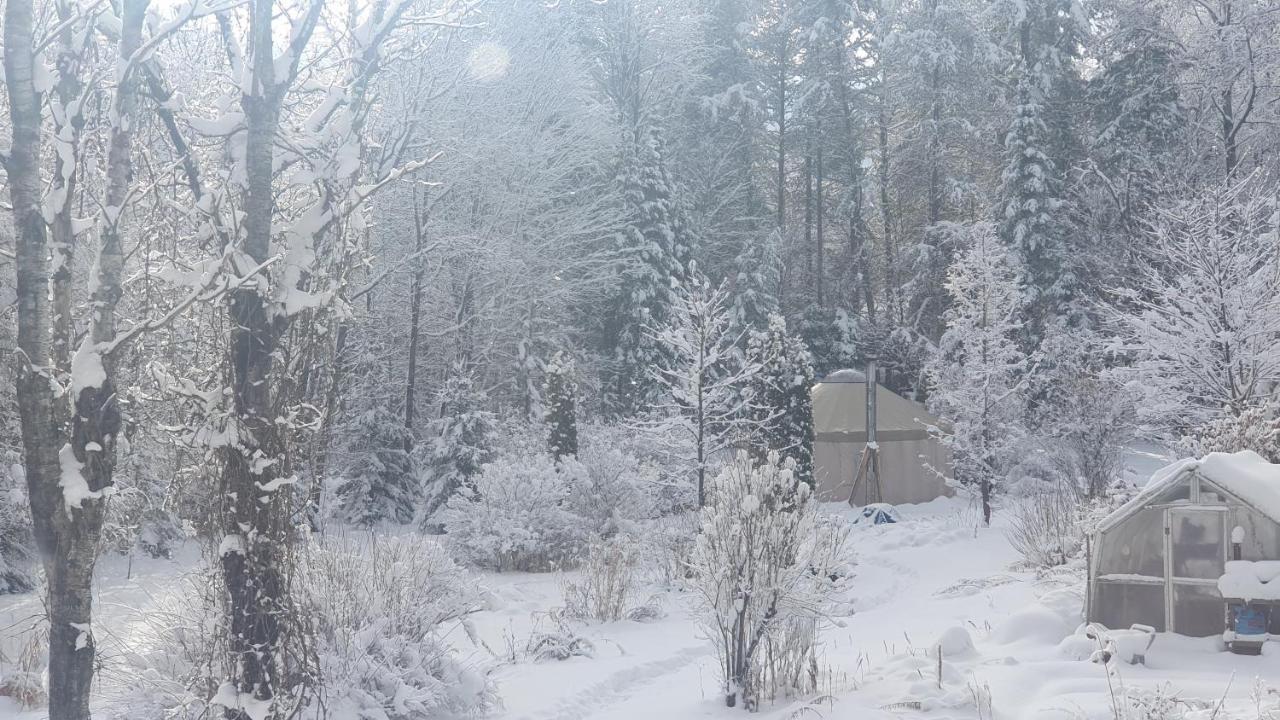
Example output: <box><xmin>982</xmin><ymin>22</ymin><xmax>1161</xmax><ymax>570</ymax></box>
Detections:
<box><xmin>1031</xmin><ymin>336</ymin><xmax>1135</xmax><ymax>499</ymax></box>
<box><xmin>97</xmin><ymin>571</ymin><xmax>223</xmax><ymax>720</ymax></box>
<box><xmin>581</xmin><ymin>421</ymin><xmax>694</xmax><ymax>516</ymax></box>
<box><xmin>1190</xmin><ymin>402</ymin><xmax>1280</xmax><ymax>463</ymax></box>
<box><xmin>440</xmin><ymin>453</ymin><xmax>588</xmax><ymax>571</ymax></box>
<box><xmin>0</xmin><ymin>621</ymin><xmax>47</xmax><ymax>709</ymax></box>
<box><xmin>691</xmin><ymin>451</ymin><xmax>850</xmax><ymax>710</ymax></box>
<box><xmin>336</xmin><ymin>406</ymin><xmax>419</xmax><ymax>526</ymax></box>
<box><xmin>299</xmin><ymin>534</ymin><xmax>493</xmax><ymax>719</ymax></box>
<box><xmin>569</xmin><ymin>438</ymin><xmax>659</xmax><ymax>538</ymax></box>
<box><xmin>1005</xmin><ymin>484</ymin><xmax>1083</xmax><ymax>569</ymax></box>
<box><xmin>0</xmin><ymin>464</ymin><xmax>34</xmax><ymax>594</ymax></box>
<box><xmin>559</xmin><ymin>536</ymin><xmax>651</xmax><ymax>623</ymax></box>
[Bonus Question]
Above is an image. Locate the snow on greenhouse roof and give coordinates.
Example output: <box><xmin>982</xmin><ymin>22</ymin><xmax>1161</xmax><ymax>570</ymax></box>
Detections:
<box><xmin>1098</xmin><ymin>451</ymin><xmax>1280</xmax><ymax>532</ymax></box>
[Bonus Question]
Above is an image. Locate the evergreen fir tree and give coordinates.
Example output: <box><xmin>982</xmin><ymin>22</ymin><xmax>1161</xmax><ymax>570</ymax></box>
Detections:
<box><xmin>544</xmin><ymin>351</ymin><xmax>579</xmax><ymax>461</ymax></box>
<box><xmin>337</xmin><ymin>407</ymin><xmax>418</xmax><ymax>526</ymax></box>
<box><xmin>728</xmin><ymin>229</ymin><xmax>781</xmax><ymax>334</ymax></box>
<box><xmin>747</xmin><ymin>314</ymin><xmax>816</xmax><ymax>488</ymax></box>
<box><xmin>795</xmin><ymin>305</ymin><xmax>859</xmax><ymax>379</ymax></box>
<box><xmin>606</xmin><ymin>124</ymin><xmax>695</xmax><ymax>416</ymax></box>
<box><xmin>996</xmin><ymin>0</ymin><xmax>1087</xmax><ymax>345</ymax></box>
<box><xmin>1087</xmin><ymin>30</ymin><xmax>1186</xmax><ymax>232</ymax></box>
<box><xmin>422</xmin><ymin>371</ymin><xmax>497</xmax><ymax>522</ymax></box>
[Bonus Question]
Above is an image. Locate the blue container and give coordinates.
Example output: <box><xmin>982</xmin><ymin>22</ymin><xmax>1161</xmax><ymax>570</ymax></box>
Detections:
<box><xmin>1229</xmin><ymin>603</ymin><xmax>1269</xmax><ymax>636</ymax></box>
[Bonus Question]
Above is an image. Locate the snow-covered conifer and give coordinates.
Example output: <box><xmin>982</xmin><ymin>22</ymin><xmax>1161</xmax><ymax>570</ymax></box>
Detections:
<box><xmin>606</xmin><ymin>125</ymin><xmax>696</xmax><ymax>416</ymax></box>
<box><xmin>337</xmin><ymin>408</ymin><xmax>419</xmax><ymax>526</ymax></box>
<box><xmin>423</xmin><ymin>371</ymin><xmax>497</xmax><ymax>521</ymax></box>
<box><xmin>544</xmin><ymin>352</ymin><xmax>579</xmax><ymax>461</ymax></box>
<box><xmin>746</xmin><ymin>315</ymin><xmax>816</xmax><ymax>487</ymax></box>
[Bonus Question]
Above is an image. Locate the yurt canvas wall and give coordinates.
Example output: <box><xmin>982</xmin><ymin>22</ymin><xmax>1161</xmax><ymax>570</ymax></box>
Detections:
<box><xmin>811</xmin><ymin>369</ymin><xmax>952</xmax><ymax>505</ymax></box>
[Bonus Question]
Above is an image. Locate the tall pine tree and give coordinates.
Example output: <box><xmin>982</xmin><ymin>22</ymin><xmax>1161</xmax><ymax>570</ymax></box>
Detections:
<box><xmin>996</xmin><ymin>0</ymin><xmax>1087</xmax><ymax>346</ymax></box>
<box><xmin>606</xmin><ymin>124</ymin><xmax>695</xmax><ymax>416</ymax></box>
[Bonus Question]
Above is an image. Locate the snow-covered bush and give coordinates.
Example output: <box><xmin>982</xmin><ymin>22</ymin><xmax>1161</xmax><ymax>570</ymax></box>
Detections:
<box><xmin>299</xmin><ymin>534</ymin><xmax>493</xmax><ymax>719</ymax></box>
<box><xmin>97</xmin><ymin>571</ymin><xmax>222</xmax><ymax>720</ymax></box>
<box><xmin>1190</xmin><ymin>402</ymin><xmax>1280</xmax><ymax>463</ymax></box>
<box><xmin>1030</xmin><ymin>332</ymin><xmax>1135</xmax><ymax>499</ymax></box>
<box><xmin>525</xmin><ymin>610</ymin><xmax>595</xmax><ymax>662</ymax></box>
<box><xmin>560</xmin><ymin>536</ymin><xmax>655</xmax><ymax>623</ymax></box>
<box><xmin>691</xmin><ymin>452</ymin><xmax>850</xmax><ymax>710</ymax></box>
<box><xmin>569</xmin><ymin>438</ymin><xmax>660</xmax><ymax>538</ymax></box>
<box><xmin>582</xmin><ymin>421</ymin><xmax>694</xmax><ymax>516</ymax></box>
<box><xmin>1005</xmin><ymin>484</ymin><xmax>1083</xmax><ymax>569</ymax></box>
<box><xmin>439</xmin><ymin>453</ymin><xmax>588</xmax><ymax>571</ymax></box>
<box><xmin>0</xmin><ymin>621</ymin><xmax>47</xmax><ymax>710</ymax></box>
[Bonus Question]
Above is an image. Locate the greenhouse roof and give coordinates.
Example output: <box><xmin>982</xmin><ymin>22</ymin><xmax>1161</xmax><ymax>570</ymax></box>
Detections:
<box><xmin>1098</xmin><ymin>450</ymin><xmax>1280</xmax><ymax>533</ymax></box>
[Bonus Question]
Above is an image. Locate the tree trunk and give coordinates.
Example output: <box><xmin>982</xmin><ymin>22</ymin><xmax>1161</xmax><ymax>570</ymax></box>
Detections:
<box><xmin>815</xmin><ymin>143</ymin><xmax>825</xmax><ymax>307</ymax></box>
<box><xmin>405</xmin><ymin>189</ymin><xmax>427</xmax><ymax>445</ymax></box>
<box><xmin>220</xmin><ymin>0</ymin><xmax>292</xmax><ymax>712</ymax></box>
<box><xmin>5</xmin><ymin>0</ymin><xmax>145</xmax><ymax>715</ymax></box>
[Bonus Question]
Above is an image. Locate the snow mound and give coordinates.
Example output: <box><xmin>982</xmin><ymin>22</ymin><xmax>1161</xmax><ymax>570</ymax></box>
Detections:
<box><xmin>932</xmin><ymin>626</ymin><xmax>974</xmax><ymax>658</ymax></box>
<box><xmin>991</xmin><ymin>604</ymin><xmax>1075</xmax><ymax>646</ymax></box>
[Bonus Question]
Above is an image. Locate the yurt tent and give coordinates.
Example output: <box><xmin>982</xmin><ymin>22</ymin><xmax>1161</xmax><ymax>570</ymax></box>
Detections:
<box><xmin>1088</xmin><ymin>451</ymin><xmax>1280</xmax><ymax>637</ymax></box>
<box><xmin>811</xmin><ymin>369</ymin><xmax>951</xmax><ymax>505</ymax></box>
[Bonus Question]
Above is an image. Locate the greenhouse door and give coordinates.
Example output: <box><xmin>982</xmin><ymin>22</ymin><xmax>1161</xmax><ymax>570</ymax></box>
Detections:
<box><xmin>1164</xmin><ymin>507</ymin><xmax>1228</xmax><ymax>636</ymax></box>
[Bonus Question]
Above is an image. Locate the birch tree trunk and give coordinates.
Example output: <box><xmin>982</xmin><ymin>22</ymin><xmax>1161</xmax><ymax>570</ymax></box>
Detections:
<box><xmin>3</xmin><ymin>0</ymin><xmax>146</xmax><ymax>715</ymax></box>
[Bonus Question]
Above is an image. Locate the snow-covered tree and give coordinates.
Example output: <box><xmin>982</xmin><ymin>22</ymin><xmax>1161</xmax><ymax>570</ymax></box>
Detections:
<box><xmin>746</xmin><ymin>315</ymin><xmax>816</xmax><ymax>487</ymax></box>
<box><xmin>337</xmin><ymin>408</ymin><xmax>418</xmax><ymax>527</ymax></box>
<box><xmin>423</xmin><ymin>371</ymin><xmax>497</xmax><ymax>521</ymax></box>
<box><xmin>995</xmin><ymin>0</ymin><xmax>1087</xmax><ymax>344</ymax></box>
<box><xmin>605</xmin><ymin>125</ymin><xmax>696</xmax><ymax>415</ymax></box>
<box><xmin>647</xmin><ymin>274</ymin><xmax>761</xmax><ymax>507</ymax></box>
<box><xmin>0</xmin><ymin>465</ymin><xmax>33</xmax><ymax>594</ymax></box>
<box><xmin>728</xmin><ymin>231</ymin><xmax>782</xmax><ymax>333</ymax></box>
<box><xmin>1108</xmin><ymin>177</ymin><xmax>1280</xmax><ymax>439</ymax></box>
<box><xmin>927</xmin><ymin>222</ymin><xmax>1029</xmax><ymax>525</ymax></box>
<box><xmin>795</xmin><ymin>306</ymin><xmax>860</xmax><ymax>380</ymax></box>
<box><xmin>544</xmin><ymin>352</ymin><xmax>579</xmax><ymax>461</ymax></box>
<box><xmin>691</xmin><ymin>451</ymin><xmax>849</xmax><ymax>710</ymax></box>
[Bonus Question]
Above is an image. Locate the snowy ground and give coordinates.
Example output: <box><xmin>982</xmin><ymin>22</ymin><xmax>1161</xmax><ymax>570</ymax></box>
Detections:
<box><xmin>5</xmin><ymin>445</ymin><xmax>1280</xmax><ymax>719</ymax></box>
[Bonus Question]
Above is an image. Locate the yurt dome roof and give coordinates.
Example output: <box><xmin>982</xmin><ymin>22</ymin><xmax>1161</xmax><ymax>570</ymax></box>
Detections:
<box><xmin>821</xmin><ymin>368</ymin><xmax>867</xmax><ymax>383</ymax></box>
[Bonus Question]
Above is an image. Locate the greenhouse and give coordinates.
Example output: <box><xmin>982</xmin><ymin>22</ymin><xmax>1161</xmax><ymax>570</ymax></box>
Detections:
<box><xmin>1088</xmin><ymin>451</ymin><xmax>1280</xmax><ymax>637</ymax></box>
